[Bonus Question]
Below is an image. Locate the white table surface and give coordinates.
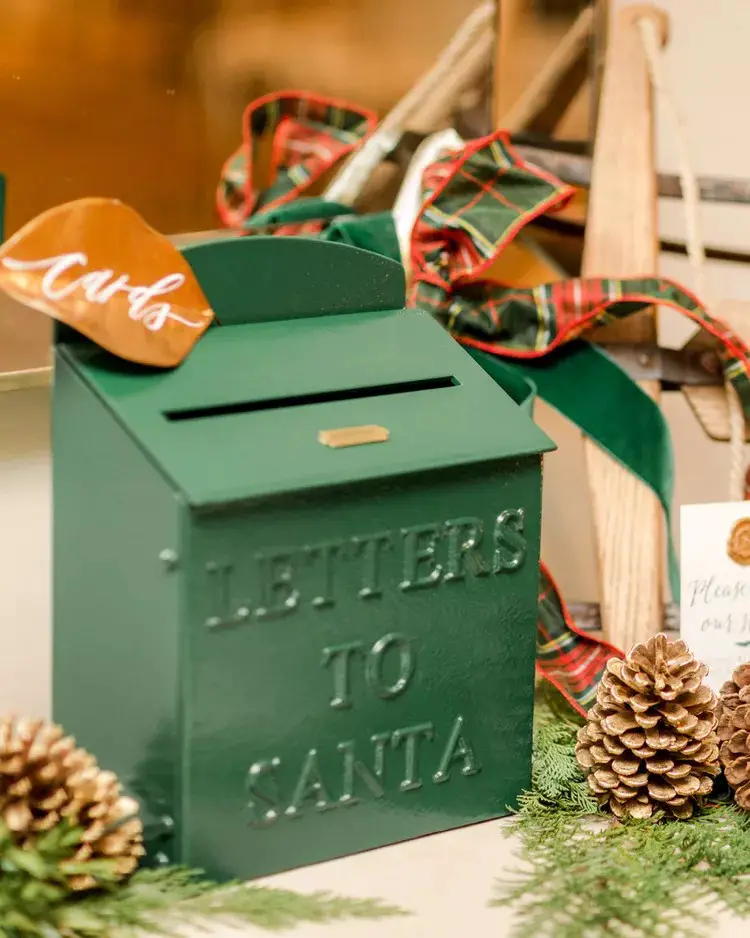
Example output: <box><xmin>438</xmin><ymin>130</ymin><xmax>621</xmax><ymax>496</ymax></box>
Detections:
<box><xmin>179</xmin><ymin>818</ymin><xmax>744</xmax><ymax>937</ymax></box>
<box><xmin>184</xmin><ymin>819</ymin><xmax>519</xmax><ymax>937</ymax></box>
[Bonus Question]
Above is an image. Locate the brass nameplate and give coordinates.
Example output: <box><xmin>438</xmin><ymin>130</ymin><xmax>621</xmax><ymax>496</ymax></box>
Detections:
<box><xmin>318</xmin><ymin>425</ymin><xmax>390</xmax><ymax>448</ymax></box>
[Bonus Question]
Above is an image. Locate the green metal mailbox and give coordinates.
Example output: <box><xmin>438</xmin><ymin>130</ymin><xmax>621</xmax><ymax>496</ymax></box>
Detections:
<box><xmin>53</xmin><ymin>237</ymin><xmax>555</xmax><ymax>882</ymax></box>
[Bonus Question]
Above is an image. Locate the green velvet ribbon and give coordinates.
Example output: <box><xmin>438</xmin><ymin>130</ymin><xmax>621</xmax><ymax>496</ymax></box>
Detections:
<box><xmin>250</xmin><ymin>197</ymin><xmax>352</xmax><ymax>228</ymax></box>
<box><xmin>322</xmin><ymin>212</ymin><xmax>400</xmax><ymax>259</ymax></box>
<box><xmin>465</xmin><ymin>343</ymin><xmax>679</xmax><ymax>602</ymax></box>
<box><xmin>247</xmin><ymin>199</ymin><xmax>400</xmax><ymax>260</ymax></box>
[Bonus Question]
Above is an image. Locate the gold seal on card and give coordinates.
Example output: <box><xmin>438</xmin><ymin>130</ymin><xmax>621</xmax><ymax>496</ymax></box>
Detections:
<box><xmin>727</xmin><ymin>518</ymin><xmax>750</xmax><ymax>566</ymax></box>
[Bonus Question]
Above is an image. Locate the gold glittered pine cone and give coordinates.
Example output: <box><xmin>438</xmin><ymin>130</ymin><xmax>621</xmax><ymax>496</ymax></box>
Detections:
<box><xmin>716</xmin><ymin>662</ymin><xmax>750</xmax><ymax>809</ymax></box>
<box><xmin>575</xmin><ymin>634</ymin><xmax>720</xmax><ymax>820</ymax></box>
<box><xmin>0</xmin><ymin>715</ymin><xmax>145</xmax><ymax>891</ymax></box>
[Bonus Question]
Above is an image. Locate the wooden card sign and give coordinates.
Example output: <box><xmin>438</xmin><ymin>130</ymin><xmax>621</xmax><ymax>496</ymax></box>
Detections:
<box><xmin>0</xmin><ymin>199</ymin><xmax>214</xmax><ymax>368</ymax></box>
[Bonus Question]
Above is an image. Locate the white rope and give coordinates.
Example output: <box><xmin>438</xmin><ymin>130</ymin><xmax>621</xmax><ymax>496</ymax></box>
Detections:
<box><xmin>637</xmin><ymin>15</ymin><xmax>746</xmax><ymax>502</ymax></box>
<box><xmin>323</xmin><ymin>1</ymin><xmax>494</xmax><ymax>206</ymax></box>
<box><xmin>392</xmin><ymin>129</ymin><xmax>465</xmax><ymax>284</ymax></box>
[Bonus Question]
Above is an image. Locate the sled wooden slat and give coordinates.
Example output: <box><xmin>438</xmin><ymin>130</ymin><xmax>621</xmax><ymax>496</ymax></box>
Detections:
<box><xmin>581</xmin><ymin>3</ymin><xmax>669</xmax><ymax>651</ymax></box>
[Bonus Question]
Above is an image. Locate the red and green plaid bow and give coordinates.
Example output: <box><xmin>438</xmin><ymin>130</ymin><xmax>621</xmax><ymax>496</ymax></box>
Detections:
<box><xmin>407</xmin><ymin>135</ymin><xmax>750</xmax><ymax>415</ymax></box>
<box><xmin>217</xmin><ymin>92</ymin><xmax>750</xmax><ymax>716</ymax></box>
<box><xmin>217</xmin><ymin>90</ymin><xmax>377</xmax><ymax>232</ymax></box>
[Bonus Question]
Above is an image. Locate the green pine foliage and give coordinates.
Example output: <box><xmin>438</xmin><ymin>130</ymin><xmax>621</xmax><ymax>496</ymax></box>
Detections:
<box><xmin>68</xmin><ymin>869</ymin><xmax>406</xmax><ymax>936</ymax></box>
<box><xmin>0</xmin><ymin>820</ymin><xmax>406</xmax><ymax>936</ymax></box>
<box><xmin>492</xmin><ymin>684</ymin><xmax>750</xmax><ymax>938</ymax></box>
<box><xmin>519</xmin><ymin>683</ymin><xmax>598</xmax><ymax>819</ymax></box>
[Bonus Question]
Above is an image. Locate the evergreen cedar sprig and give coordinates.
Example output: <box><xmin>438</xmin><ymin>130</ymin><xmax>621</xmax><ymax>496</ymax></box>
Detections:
<box><xmin>0</xmin><ymin>820</ymin><xmax>405</xmax><ymax>937</ymax></box>
<box><xmin>494</xmin><ymin>684</ymin><xmax>750</xmax><ymax>938</ymax></box>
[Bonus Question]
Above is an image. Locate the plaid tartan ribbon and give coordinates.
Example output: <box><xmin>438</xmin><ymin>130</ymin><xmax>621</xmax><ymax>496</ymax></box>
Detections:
<box><xmin>217</xmin><ymin>91</ymin><xmax>377</xmax><ymax>231</ymax></box>
<box><xmin>217</xmin><ymin>96</ymin><xmax>750</xmax><ymax>715</ymax></box>
<box><xmin>408</xmin><ymin>133</ymin><xmax>750</xmax><ymax>418</ymax></box>
<box><xmin>404</xmin><ymin>133</ymin><xmax>750</xmax><ymax>712</ymax></box>
<box><xmin>538</xmin><ymin>564</ymin><xmax>621</xmax><ymax>711</ymax></box>
<box><xmin>407</xmin><ymin>132</ymin><xmax>575</xmax><ymax>302</ymax></box>
<box><xmin>450</xmin><ymin>277</ymin><xmax>750</xmax><ymax>414</ymax></box>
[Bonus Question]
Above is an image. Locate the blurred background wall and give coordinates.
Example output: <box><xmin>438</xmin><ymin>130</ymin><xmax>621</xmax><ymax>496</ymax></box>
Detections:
<box><xmin>0</xmin><ymin>0</ymin><xmax>587</xmax><ymax>234</ymax></box>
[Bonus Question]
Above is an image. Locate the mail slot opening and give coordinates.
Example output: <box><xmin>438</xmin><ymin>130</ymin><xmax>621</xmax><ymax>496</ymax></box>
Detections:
<box><xmin>162</xmin><ymin>376</ymin><xmax>459</xmax><ymax>422</ymax></box>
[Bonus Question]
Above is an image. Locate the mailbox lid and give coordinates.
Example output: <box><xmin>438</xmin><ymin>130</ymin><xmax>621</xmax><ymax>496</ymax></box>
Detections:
<box><xmin>61</xmin><ymin>307</ymin><xmax>554</xmax><ymax>506</ymax></box>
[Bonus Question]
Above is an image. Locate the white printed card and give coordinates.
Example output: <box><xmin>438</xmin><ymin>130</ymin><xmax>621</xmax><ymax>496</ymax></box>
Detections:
<box><xmin>680</xmin><ymin>501</ymin><xmax>750</xmax><ymax>692</ymax></box>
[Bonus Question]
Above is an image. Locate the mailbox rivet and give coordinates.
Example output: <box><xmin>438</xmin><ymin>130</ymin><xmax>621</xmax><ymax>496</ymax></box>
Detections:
<box><xmin>235</xmin><ymin>606</ymin><xmax>250</xmax><ymax>620</ymax></box>
<box><xmin>160</xmin><ymin>815</ymin><xmax>175</xmax><ymax>832</ymax></box>
<box><xmin>154</xmin><ymin>851</ymin><xmax>171</xmax><ymax>866</ymax></box>
<box><xmin>158</xmin><ymin>549</ymin><xmax>179</xmax><ymax>572</ymax></box>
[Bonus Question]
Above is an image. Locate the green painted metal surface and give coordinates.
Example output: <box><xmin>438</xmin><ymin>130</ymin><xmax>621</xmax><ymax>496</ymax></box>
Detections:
<box><xmin>53</xmin><ymin>238</ymin><xmax>554</xmax><ymax>882</ymax></box>
<box><xmin>53</xmin><ymin>354</ymin><xmax>184</xmax><ymax>860</ymax></box>
<box><xmin>66</xmin><ymin>307</ymin><xmax>552</xmax><ymax>506</ymax></box>
<box><xmin>182</xmin><ymin>235</ymin><xmax>405</xmax><ymax>326</ymax></box>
